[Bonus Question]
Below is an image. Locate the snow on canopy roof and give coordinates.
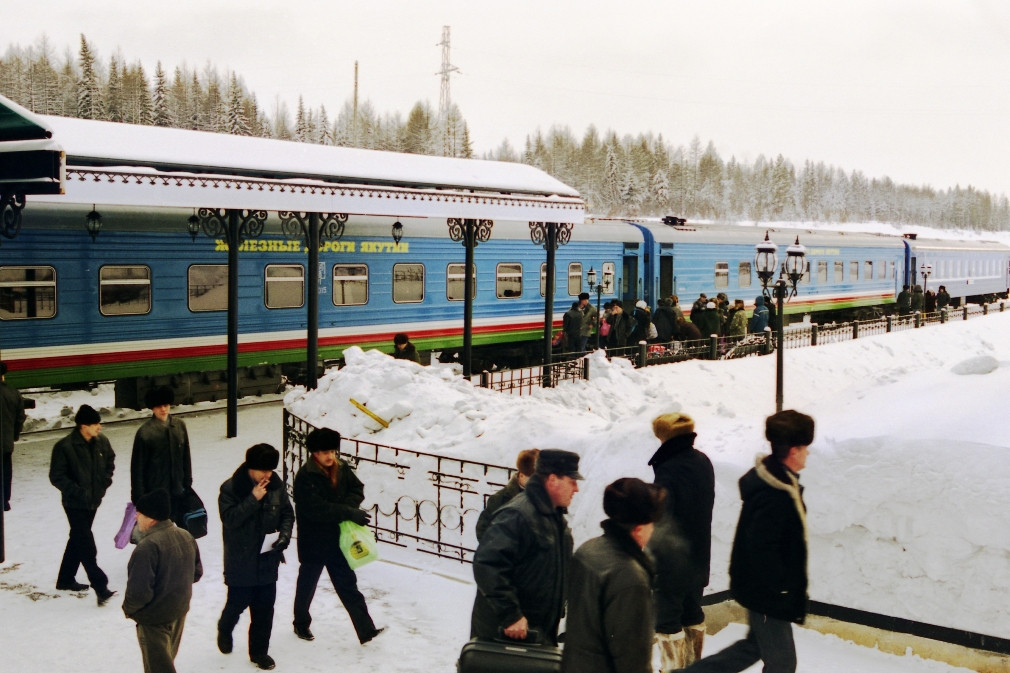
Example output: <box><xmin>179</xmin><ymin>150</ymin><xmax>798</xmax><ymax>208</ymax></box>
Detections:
<box><xmin>34</xmin><ymin>114</ymin><xmax>580</xmax><ymax>198</ymax></box>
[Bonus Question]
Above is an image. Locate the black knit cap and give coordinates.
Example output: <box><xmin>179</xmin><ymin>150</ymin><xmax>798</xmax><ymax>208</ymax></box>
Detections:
<box><xmin>74</xmin><ymin>404</ymin><xmax>102</xmax><ymax>425</ymax></box>
<box><xmin>306</xmin><ymin>427</ymin><xmax>341</xmax><ymax>453</ymax></box>
<box><xmin>535</xmin><ymin>449</ymin><xmax>583</xmax><ymax>480</ymax></box>
<box><xmin>245</xmin><ymin>443</ymin><xmax>279</xmax><ymax>471</ymax></box>
<box><xmin>144</xmin><ymin>385</ymin><xmax>175</xmax><ymax>409</ymax></box>
<box><xmin>603</xmin><ymin>478</ymin><xmax>666</xmax><ymax>526</ymax></box>
<box><xmin>135</xmin><ymin>488</ymin><xmax>171</xmax><ymax>521</ymax></box>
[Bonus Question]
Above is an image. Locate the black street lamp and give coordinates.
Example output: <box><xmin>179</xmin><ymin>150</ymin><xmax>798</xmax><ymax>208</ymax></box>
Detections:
<box><xmin>586</xmin><ymin>266</ymin><xmax>613</xmax><ymax>349</ymax></box>
<box><xmin>755</xmin><ymin>232</ymin><xmax>806</xmax><ymax>412</ymax></box>
<box><xmin>85</xmin><ymin>204</ymin><xmax>103</xmax><ymax>242</ymax></box>
<box><xmin>919</xmin><ymin>263</ymin><xmax>932</xmax><ymax>295</ymax></box>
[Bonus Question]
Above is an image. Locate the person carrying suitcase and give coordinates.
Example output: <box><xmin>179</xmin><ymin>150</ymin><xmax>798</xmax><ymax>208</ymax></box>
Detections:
<box><xmin>470</xmin><ymin>449</ymin><xmax>582</xmax><ymax>646</ymax></box>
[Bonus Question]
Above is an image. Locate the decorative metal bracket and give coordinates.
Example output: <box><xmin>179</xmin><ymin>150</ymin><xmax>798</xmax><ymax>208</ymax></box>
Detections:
<box><xmin>447</xmin><ymin>218</ymin><xmax>493</xmax><ymax>247</ymax></box>
<box><xmin>0</xmin><ymin>190</ymin><xmax>26</xmax><ymax>242</ymax></box>
<box><xmin>529</xmin><ymin>221</ymin><xmax>573</xmax><ymax>250</ymax></box>
<box><xmin>196</xmin><ymin>208</ymin><xmax>267</xmax><ymax>244</ymax></box>
<box><xmin>278</xmin><ymin>211</ymin><xmax>348</xmax><ymax>246</ymax></box>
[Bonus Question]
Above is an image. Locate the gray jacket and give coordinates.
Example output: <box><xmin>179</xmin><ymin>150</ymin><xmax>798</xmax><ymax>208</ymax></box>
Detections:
<box><xmin>123</xmin><ymin>520</ymin><xmax>202</xmax><ymax>625</ymax></box>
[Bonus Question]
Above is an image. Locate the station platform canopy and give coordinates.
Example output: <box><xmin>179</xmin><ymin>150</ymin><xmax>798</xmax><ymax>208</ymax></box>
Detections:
<box><xmin>0</xmin><ymin>93</ymin><xmax>583</xmax><ymax>224</ymax></box>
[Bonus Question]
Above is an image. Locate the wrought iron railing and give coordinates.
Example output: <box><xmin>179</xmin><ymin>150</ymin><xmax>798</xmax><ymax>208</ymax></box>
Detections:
<box><xmin>282</xmin><ymin>410</ymin><xmax>512</xmax><ymax>564</ymax></box>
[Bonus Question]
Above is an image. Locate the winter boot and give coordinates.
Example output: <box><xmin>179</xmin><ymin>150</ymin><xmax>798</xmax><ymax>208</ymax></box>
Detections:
<box><xmin>654</xmin><ymin>630</ymin><xmax>689</xmax><ymax>671</ymax></box>
<box><xmin>684</xmin><ymin>623</ymin><xmax>706</xmax><ymax>666</ymax></box>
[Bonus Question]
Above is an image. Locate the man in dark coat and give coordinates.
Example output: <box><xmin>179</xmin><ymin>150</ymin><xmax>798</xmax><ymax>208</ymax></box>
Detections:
<box><xmin>910</xmin><ymin>284</ymin><xmax>924</xmax><ymax>313</ymax></box>
<box><xmin>606</xmin><ymin>300</ymin><xmax>634</xmax><ymax>349</ymax></box>
<box><xmin>561</xmin><ymin>478</ymin><xmax>665</xmax><ymax>673</ymax></box>
<box><xmin>0</xmin><ymin>361</ymin><xmax>26</xmax><ymax>511</ymax></box>
<box><xmin>470</xmin><ymin>449</ymin><xmax>581</xmax><ymax>645</ymax></box>
<box><xmin>217</xmin><ymin>444</ymin><xmax>294</xmax><ymax>671</ymax></box>
<box><xmin>685</xmin><ymin>410</ymin><xmax>813</xmax><ymax>673</ymax></box>
<box><xmin>648</xmin><ymin>412</ymin><xmax>715</xmax><ymax>670</ymax></box>
<box><xmin>653</xmin><ymin>298</ymin><xmax>678</xmax><ymax>342</ymax></box>
<box><xmin>563</xmin><ymin>301</ymin><xmax>583</xmax><ymax>353</ymax></box>
<box><xmin>578</xmin><ymin>292</ymin><xmax>598</xmax><ymax>352</ymax></box>
<box><xmin>475</xmin><ymin>448</ymin><xmax>539</xmax><ymax>542</ymax></box>
<box><xmin>897</xmin><ymin>284</ymin><xmax>912</xmax><ymax>315</ymax></box>
<box><xmin>676</xmin><ymin>315</ymin><xmax>703</xmax><ymax>342</ymax></box>
<box><xmin>749</xmin><ymin>296</ymin><xmax>770</xmax><ymax>333</ymax></box>
<box><xmin>48</xmin><ymin>404</ymin><xmax>117</xmax><ymax>604</ymax></box>
<box><xmin>392</xmin><ymin>332</ymin><xmax>420</xmax><ymax>363</ymax></box>
<box><xmin>123</xmin><ymin>488</ymin><xmax>203</xmax><ymax>673</ymax></box>
<box><xmin>292</xmin><ymin>428</ymin><xmax>382</xmax><ymax>645</ymax></box>
<box><xmin>694</xmin><ymin>301</ymin><xmax>721</xmax><ymax>338</ymax></box>
<box><xmin>131</xmin><ymin>386</ymin><xmax>193</xmax><ymax>527</ymax></box>
<box><xmin>936</xmin><ymin>285</ymin><xmax>951</xmax><ymax>311</ymax></box>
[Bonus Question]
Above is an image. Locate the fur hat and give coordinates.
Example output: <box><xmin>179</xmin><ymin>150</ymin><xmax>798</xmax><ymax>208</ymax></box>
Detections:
<box><xmin>535</xmin><ymin>449</ymin><xmax>583</xmax><ymax>480</ymax></box>
<box><xmin>652</xmin><ymin>412</ymin><xmax>695</xmax><ymax>441</ymax></box>
<box><xmin>135</xmin><ymin>488</ymin><xmax>171</xmax><ymax>521</ymax></box>
<box><xmin>306</xmin><ymin>427</ymin><xmax>341</xmax><ymax>453</ymax></box>
<box><xmin>144</xmin><ymin>385</ymin><xmax>175</xmax><ymax>409</ymax></box>
<box><xmin>603</xmin><ymin>478</ymin><xmax>665</xmax><ymax>526</ymax></box>
<box><xmin>74</xmin><ymin>404</ymin><xmax>102</xmax><ymax>426</ymax></box>
<box><xmin>245</xmin><ymin>443</ymin><xmax>279</xmax><ymax>471</ymax></box>
<box><xmin>516</xmin><ymin>449</ymin><xmax>540</xmax><ymax>477</ymax></box>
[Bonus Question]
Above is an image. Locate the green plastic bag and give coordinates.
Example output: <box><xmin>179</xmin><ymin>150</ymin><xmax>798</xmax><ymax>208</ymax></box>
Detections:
<box><xmin>339</xmin><ymin>520</ymin><xmax>380</xmax><ymax>570</ymax></box>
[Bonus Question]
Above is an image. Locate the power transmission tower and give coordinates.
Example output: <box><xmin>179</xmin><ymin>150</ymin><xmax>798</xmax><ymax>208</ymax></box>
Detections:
<box><xmin>436</xmin><ymin>25</ymin><xmax>459</xmax><ymax>156</ymax></box>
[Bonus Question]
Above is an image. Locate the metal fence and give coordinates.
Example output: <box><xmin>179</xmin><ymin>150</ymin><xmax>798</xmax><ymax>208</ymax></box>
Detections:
<box><xmin>473</xmin><ymin>302</ymin><xmax>1007</xmax><ymax>395</ymax></box>
<box><xmin>282</xmin><ymin>410</ymin><xmax>512</xmax><ymax>564</ymax></box>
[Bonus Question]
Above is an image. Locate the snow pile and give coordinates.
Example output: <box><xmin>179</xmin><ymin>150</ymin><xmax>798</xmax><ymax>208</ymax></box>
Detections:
<box><xmin>286</xmin><ymin>313</ymin><xmax>1010</xmax><ymax>638</ymax></box>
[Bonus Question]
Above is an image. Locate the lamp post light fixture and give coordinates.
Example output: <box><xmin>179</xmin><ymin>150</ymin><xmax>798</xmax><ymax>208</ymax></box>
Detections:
<box><xmin>755</xmin><ymin>232</ymin><xmax>806</xmax><ymax>412</ymax></box>
<box><xmin>187</xmin><ymin>212</ymin><xmax>201</xmax><ymax>242</ymax></box>
<box><xmin>391</xmin><ymin>220</ymin><xmax>404</xmax><ymax>245</ymax></box>
<box><xmin>919</xmin><ymin>263</ymin><xmax>932</xmax><ymax>295</ymax></box>
<box><xmin>586</xmin><ymin>266</ymin><xmax>613</xmax><ymax>350</ymax></box>
<box><xmin>85</xmin><ymin>204</ymin><xmax>103</xmax><ymax>242</ymax></box>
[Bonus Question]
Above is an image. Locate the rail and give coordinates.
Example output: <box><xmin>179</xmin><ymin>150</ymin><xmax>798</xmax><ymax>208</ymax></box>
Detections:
<box><xmin>282</xmin><ymin>410</ymin><xmax>512</xmax><ymax>564</ymax></box>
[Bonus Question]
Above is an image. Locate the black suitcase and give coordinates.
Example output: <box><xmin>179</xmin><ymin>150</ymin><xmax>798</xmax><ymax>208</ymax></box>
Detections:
<box><xmin>457</xmin><ymin>636</ymin><xmax>562</xmax><ymax>673</ymax></box>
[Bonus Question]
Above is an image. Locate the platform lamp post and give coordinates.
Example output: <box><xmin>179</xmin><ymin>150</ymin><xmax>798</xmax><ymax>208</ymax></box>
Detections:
<box><xmin>755</xmin><ymin>232</ymin><xmax>806</xmax><ymax>412</ymax></box>
<box><xmin>447</xmin><ymin>218</ymin><xmax>493</xmax><ymax>378</ymax></box>
<box><xmin>919</xmin><ymin>263</ymin><xmax>932</xmax><ymax>295</ymax></box>
<box><xmin>586</xmin><ymin>266</ymin><xmax>613</xmax><ymax>350</ymax></box>
<box><xmin>531</xmin><ymin>221</ymin><xmax>574</xmax><ymax>387</ymax></box>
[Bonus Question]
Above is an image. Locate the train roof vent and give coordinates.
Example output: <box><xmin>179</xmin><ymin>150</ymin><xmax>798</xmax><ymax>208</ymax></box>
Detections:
<box><xmin>902</xmin><ymin>233</ymin><xmax>918</xmax><ymax>240</ymax></box>
<box><xmin>662</xmin><ymin>215</ymin><xmax>688</xmax><ymax>226</ymax></box>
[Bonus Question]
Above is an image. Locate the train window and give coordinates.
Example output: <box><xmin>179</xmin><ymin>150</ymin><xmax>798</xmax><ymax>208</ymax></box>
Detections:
<box><xmin>446</xmin><ymin>263</ymin><xmax>475</xmax><ymax>302</ymax></box>
<box><xmin>738</xmin><ymin>262</ymin><xmax>752</xmax><ymax>288</ymax></box>
<box><xmin>568</xmin><ymin>262</ymin><xmax>582</xmax><ymax>296</ymax></box>
<box><xmin>864</xmin><ymin>261</ymin><xmax>873</xmax><ymax>280</ymax></box>
<box><xmin>802</xmin><ymin>261</ymin><xmax>811</xmax><ymax>284</ymax></box>
<box><xmin>0</xmin><ymin>265</ymin><xmax>56</xmax><ymax>320</ymax></box>
<box><xmin>714</xmin><ymin>262</ymin><xmax>729</xmax><ymax>289</ymax></box>
<box><xmin>850</xmin><ymin>261</ymin><xmax>859</xmax><ymax>281</ymax></box>
<box><xmin>264</xmin><ymin>264</ymin><xmax>304</xmax><ymax>309</ymax></box>
<box><xmin>888</xmin><ymin>261</ymin><xmax>895</xmax><ymax>280</ymax></box>
<box><xmin>393</xmin><ymin>263</ymin><xmax>425</xmax><ymax>303</ymax></box>
<box><xmin>834</xmin><ymin>261</ymin><xmax>844</xmax><ymax>283</ymax></box>
<box><xmin>878</xmin><ymin>260</ymin><xmax>887</xmax><ymax>280</ymax></box>
<box><xmin>333</xmin><ymin>264</ymin><xmax>368</xmax><ymax>306</ymax></box>
<box><xmin>497</xmin><ymin>263</ymin><xmax>523</xmax><ymax>299</ymax></box>
<box><xmin>188</xmin><ymin>265</ymin><xmax>227</xmax><ymax>312</ymax></box>
<box><xmin>100</xmin><ymin>265</ymin><xmax>151</xmax><ymax>316</ymax></box>
<box><xmin>817</xmin><ymin>261</ymin><xmax>828</xmax><ymax>283</ymax></box>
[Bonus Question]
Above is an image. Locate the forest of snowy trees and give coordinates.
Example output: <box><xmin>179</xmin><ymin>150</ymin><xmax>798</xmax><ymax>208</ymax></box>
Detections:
<box><xmin>3</xmin><ymin>34</ymin><xmax>1008</xmax><ymax>231</ymax></box>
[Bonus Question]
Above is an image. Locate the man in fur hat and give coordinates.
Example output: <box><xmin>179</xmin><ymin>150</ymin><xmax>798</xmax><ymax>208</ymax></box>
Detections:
<box><xmin>648</xmin><ymin>412</ymin><xmax>715</xmax><ymax>670</ymax></box>
<box><xmin>561</xmin><ymin>478</ymin><xmax>665</xmax><ymax>673</ymax></box>
<box><xmin>471</xmin><ymin>448</ymin><xmax>581</xmax><ymax>645</ymax></box>
<box><xmin>685</xmin><ymin>410</ymin><xmax>814</xmax><ymax>673</ymax></box>
<box><xmin>49</xmin><ymin>404</ymin><xmax>116</xmax><ymax>604</ymax></box>
<box><xmin>217</xmin><ymin>444</ymin><xmax>294</xmax><ymax>671</ymax></box>
<box><xmin>131</xmin><ymin>386</ymin><xmax>194</xmax><ymax>528</ymax></box>
<box><xmin>123</xmin><ymin>488</ymin><xmax>203</xmax><ymax>673</ymax></box>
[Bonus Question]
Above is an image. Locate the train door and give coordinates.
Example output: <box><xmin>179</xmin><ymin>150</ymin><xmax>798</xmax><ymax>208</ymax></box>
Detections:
<box><xmin>659</xmin><ymin>253</ymin><xmax>674</xmax><ymax>300</ymax></box>
<box><xmin>622</xmin><ymin>255</ymin><xmax>639</xmax><ymax>306</ymax></box>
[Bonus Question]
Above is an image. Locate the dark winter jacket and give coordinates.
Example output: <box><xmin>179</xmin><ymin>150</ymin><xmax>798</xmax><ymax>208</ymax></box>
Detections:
<box><xmin>475</xmin><ymin>476</ymin><xmax>523</xmax><ymax>543</ymax></box>
<box><xmin>910</xmin><ymin>286</ymin><xmax>924</xmax><ymax>312</ymax></box>
<box><xmin>49</xmin><ymin>429</ymin><xmax>115</xmax><ymax>510</ymax></box>
<box><xmin>897</xmin><ymin>288</ymin><xmax>912</xmax><ymax>315</ymax></box>
<box><xmin>131</xmin><ymin>416</ymin><xmax>193</xmax><ymax>503</ymax></box>
<box><xmin>729</xmin><ymin>455</ymin><xmax>808</xmax><ymax>624</ymax></box>
<box><xmin>653</xmin><ymin>306</ymin><xmax>677</xmax><ymax>342</ymax></box>
<box><xmin>693</xmin><ymin>307</ymin><xmax>720</xmax><ymax>338</ymax></box>
<box><xmin>606</xmin><ymin>311</ymin><xmax>634</xmax><ymax>348</ymax></box>
<box><xmin>936</xmin><ymin>289</ymin><xmax>951</xmax><ymax>310</ymax></box>
<box><xmin>123</xmin><ymin>520</ymin><xmax>203</xmax><ymax>625</ymax></box>
<box><xmin>749</xmin><ymin>296</ymin><xmax>770</xmax><ymax>333</ymax></box>
<box><xmin>580</xmin><ymin>303</ymin><xmax>599</xmax><ymax>338</ymax></box>
<box><xmin>563</xmin><ymin>306</ymin><xmax>583</xmax><ymax>350</ymax></box>
<box><xmin>471</xmin><ymin>474</ymin><xmax>573</xmax><ymax>645</ymax></box>
<box><xmin>393</xmin><ymin>343</ymin><xmax>420</xmax><ymax>363</ymax></box>
<box><xmin>218</xmin><ymin>465</ymin><xmax>294</xmax><ymax>587</ymax></box>
<box><xmin>561</xmin><ymin>520</ymin><xmax>655</xmax><ymax>673</ymax></box>
<box><xmin>0</xmin><ymin>381</ymin><xmax>25</xmax><ymax>455</ymax></box>
<box><xmin>292</xmin><ymin>456</ymin><xmax>366</xmax><ymax>565</ymax></box>
<box><xmin>629</xmin><ymin>307</ymin><xmax>652</xmax><ymax>343</ymax></box>
<box><xmin>676</xmin><ymin>319</ymin><xmax>702</xmax><ymax>342</ymax></box>
<box><xmin>728</xmin><ymin>309</ymin><xmax>748</xmax><ymax>337</ymax></box>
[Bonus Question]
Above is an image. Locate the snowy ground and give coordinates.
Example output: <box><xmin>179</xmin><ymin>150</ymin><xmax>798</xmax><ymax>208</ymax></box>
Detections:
<box><xmin>5</xmin><ymin>309</ymin><xmax>1009</xmax><ymax>671</ymax></box>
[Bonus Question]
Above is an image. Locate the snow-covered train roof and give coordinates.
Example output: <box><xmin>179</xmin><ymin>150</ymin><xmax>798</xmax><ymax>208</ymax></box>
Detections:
<box><xmin>0</xmin><ymin>94</ymin><xmax>584</xmax><ymax>224</ymax></box>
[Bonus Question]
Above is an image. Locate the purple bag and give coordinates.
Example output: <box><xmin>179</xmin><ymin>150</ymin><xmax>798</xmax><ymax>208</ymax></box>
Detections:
<box><xmin>115</xmin><ymin>502</ymin><xmax>137</xmax><ymax>549</ymax></box>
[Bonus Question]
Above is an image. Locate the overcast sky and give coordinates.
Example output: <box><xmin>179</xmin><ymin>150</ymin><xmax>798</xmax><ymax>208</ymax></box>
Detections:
<box><xmin>12</xmin><ymin>0</ymin><xmax>1010</xmax><ymax>197</ymax></box>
